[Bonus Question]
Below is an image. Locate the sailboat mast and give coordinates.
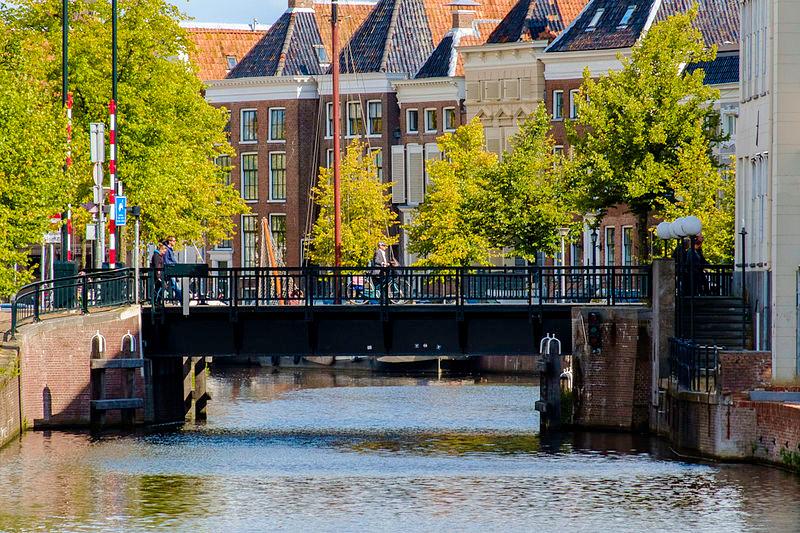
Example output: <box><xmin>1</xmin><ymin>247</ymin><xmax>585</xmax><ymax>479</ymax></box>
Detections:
<box><xmin>331</xmin><ymin>0</ymin><xmax>342</xmax><ymax>267</ymax></box>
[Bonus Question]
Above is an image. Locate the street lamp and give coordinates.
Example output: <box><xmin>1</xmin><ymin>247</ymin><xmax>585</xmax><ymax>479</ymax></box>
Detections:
<box><xmin>585</xmin><ymin>213</ymin><xmax>598</xmax><ymax>268</ymax></box>
<box><xmin>657</xmin><ymin>216</ymin><xmax>703</xmax><ymax>339</ymax></box>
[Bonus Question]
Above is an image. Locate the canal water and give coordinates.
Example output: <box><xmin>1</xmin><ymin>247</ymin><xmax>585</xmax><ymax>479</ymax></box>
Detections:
<box><xmin>1</xmin><ymin>367</ymin><xmax>799</xmax><ymax>532</ymax></box>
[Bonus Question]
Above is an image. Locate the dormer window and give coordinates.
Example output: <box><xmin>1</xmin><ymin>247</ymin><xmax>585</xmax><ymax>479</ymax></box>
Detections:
<box><xmin>586</xmin><ymin>8</ymin><xmax>604</xmax><ymax>31</ymax></box>
<box><xmin>226</xmin><ymin>55</ymin><xmax>237</xmax><ymax>70</ymax></box>
<box><xmin>618</xmin><ymin>5</ymin><xmax>636</xmax><ymax>28</ymax></box>
<box><xmin>314</xmin><ymin>44</ymin><xmax>329</xmax><ymax>65</ymax></box>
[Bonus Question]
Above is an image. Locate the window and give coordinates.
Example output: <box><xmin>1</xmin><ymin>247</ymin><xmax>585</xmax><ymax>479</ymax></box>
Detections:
<box><xmin>367</xmin><ymin>101</ymin><xmax>382</xmax><ymax>136</ymax></box>
<box><xmin>371</xmin><ymin>148</ymin><xmax>383</xmax><ymax>181</ymax></box>
<box><xmin>722</xmin><ymin>112</ymin><xmax>737</xmax><ymax>139</ymax></box>
<box><xmin>604</xmin><ymin>226</ymin><xmax>616</xmax><ymax>266</ymax></box>
<box><xmin>570</xmin><ymin>242</ymin><xmax>582</xmax><ymax>266</ymax></box>
<box><xmin>569</xmin><ymin>89</ymin><xmax>579</xmax><ymax>119</ymax></box>
<box><xmin>347</xmin><ymin>101</ymin><xmax>363</xmax><ymax>136</ymax></box>
<box><xmin>587</xmin><ymin>8</ymin><xmax>604</xmax><ymax>31</ymax></box>
<box><xmin>215</xmin><ymin>155</ymin><xmax>231</xmax><ymax>186</ymax></box>
<box><xmin>444</xmin><ymin>107</ymin><xmax>456</xmax><ymax>131</ymax></box>
<box><xmin>269</xmin><ymin>152</ymin><xmax>286</xmax><ymax>201</ymax></box>
<box><xmin>326</xmin><ymin>148</ymin><xmax>334</xmax><ymax>168</ymax></box>
<box><xmin>618</xmin><ymin>5</ymin><xmax>636</xmax><ymax>28</ymax></box>
<box><xmin>241</xmin><ymin>153</ymin><xmax>258</xmax><ymax>201</ymax></box>
<box><xmin>407</xmin><ymin>109</ymin><xmax>419</xmax><ymax>134</ymax></box>
<box><xmin>326</xmin><ymin>102</ymin><xmax>334</xmax><ymax>138</ymax></box>
<box><xmin>622</xmin><ymin>226</ymin><xmax>633</xmax><ymax>266</ymax></box>
<box><xmin>226</xmin><ymin>56</ymin><xmax>237</xmax><ymax>70</ymax></box>
<box><xmin>269</xmin><ymin>108</ymin><xmax>286</xmax><ymax>141</ymax></box>
<box><xmin>424</xmin><ymin>109</ymin><xmax>437</xmax><ymax>133</ymax></box>
<box><xmin>217</xmin><ymin>237</ymin><xmax>233</xmax><ymax>250</ymax></box>
<box><xmin>552</xmin><ymin>90</ymin><xmax>564</xmax><ymax>120</ymax></box>
<box><xmin>553</xmin><ymin>146</ymin><xmax>564</xmax><ymax>157</ymax></box>
<box><xmin>240</xmin><ymin>109</ymin><xmax>257</xmax><ymax>143</ymax></box>
<box><xmin>241</xmin><ymin>214</ymin><xmax>257</xmax><ymax>267</ymax></box>
<box><xmin>313</xmin><ymin>44</ymin><xmax>329</xmax><ymax>65</ymax></box>
<box><xmin>269</xmin><ymin>214</ymin><xmax>287</xmax><ymax>262</ymax></box>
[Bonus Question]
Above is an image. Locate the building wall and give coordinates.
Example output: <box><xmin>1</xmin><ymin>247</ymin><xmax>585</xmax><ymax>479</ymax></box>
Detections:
<box><xmin>462</xmin><ymin>42</ymin><xmax>548</xmax><ymax>155</ymax></box>
<box><xmin>0</xmin><ymin>350</ymin><xmax>21</xmax><ymax>448</ymax></box>
<box><xmin>224</xmin><ymin>97</ymin><xmax>319</xmax><ymax>267</ymax></box>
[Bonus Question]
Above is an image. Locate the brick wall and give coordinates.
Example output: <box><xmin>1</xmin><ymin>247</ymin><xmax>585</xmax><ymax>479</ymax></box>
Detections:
<box><xmin>16</xmin><ymin>306</ymin><xmax>143</xmax><ymax>427</ymax></box>
<box><xmin>571</xmin><ymin>307</ymin><xmax>652</xmax><ymax>431</ymax></box>
<box><xmin>749</xmin><ymin>401</ymin><xmax>800</xmax><ymax>469</ymax></box>
<box><xmin>0</xmin><ymin>348</ymin><xmax>21</xmax><ymax>448</ymax></box>
<box><xmin>718</xmin><ymin>351</ymin><xmax>772</xmax><ymax>394</ymax></box>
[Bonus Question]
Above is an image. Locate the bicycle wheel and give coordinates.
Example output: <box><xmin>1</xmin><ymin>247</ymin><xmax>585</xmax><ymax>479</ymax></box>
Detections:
<box><xmin>388</xmin><ymin>279</ymin><xmax>412</xmax><ymax>304</ymax></box>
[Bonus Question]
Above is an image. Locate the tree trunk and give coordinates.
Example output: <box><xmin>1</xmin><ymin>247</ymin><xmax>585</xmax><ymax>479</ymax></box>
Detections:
<box><xmin>637</xmin><ymin>210</ymin><xmax>650</xmax><ymax>263</ymax></box>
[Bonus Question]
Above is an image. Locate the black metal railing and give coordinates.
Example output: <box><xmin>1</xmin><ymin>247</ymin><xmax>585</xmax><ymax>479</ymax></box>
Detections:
<box><xmin>10</xmin><ymin>269</ymin><xmax>135</xmax><ymax>334</ymax></box>
<box><xmin>140</xmin><ymin>265</ymin><xmax>651</xmax><ymax>308</ymax></box>
<box><xmin>669</xmin><ymin>337</ymin><xmax>720</xmax><ymax>393</ymax></box>
<box><xmin>676</xmin><ymin>263</ymin><xmax>735</xmax><ymax>297</ymax></box>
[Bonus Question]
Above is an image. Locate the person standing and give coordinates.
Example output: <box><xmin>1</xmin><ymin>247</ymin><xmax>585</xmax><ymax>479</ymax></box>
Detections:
<box><xmin>163</xmin><ymin>236</ymin><xmax>182</xmax><ymax>302</ymax></box>
<box><xmin>150</xmin><ymin>242</ymin><xmax>167</xmax><ymax>304</ymax></box>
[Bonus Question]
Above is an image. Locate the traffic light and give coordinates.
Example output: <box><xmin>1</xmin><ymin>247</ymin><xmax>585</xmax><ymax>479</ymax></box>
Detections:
<box><xmin>587</xmin><ymin>311</ymin><xmax>602</xmax><ymax>351</ymax></box>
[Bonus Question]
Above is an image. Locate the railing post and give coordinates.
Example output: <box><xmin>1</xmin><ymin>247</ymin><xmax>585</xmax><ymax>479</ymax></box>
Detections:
<box><xmin>232</xmin><ymin>270</ymin><xmax>239</xmax><ymax>307</ymax></box>
<box><xmin>608</xmin><ymin>267</ymin><xmax>615</xmax><ymax>306</ymax></box>
<box><xmin>33</xmin><ymin>284</ymin><xmax>40</xmax><ymax>322</ymax></box>
<box><xmin>81</xmin><ymin>274</ymin><xmax>89</xmax><ymax>313</ymax></box>
<box><xmin>10</xmin><ymin>297</ymin><xmax>17</xmax><ymax>335</ymax></box>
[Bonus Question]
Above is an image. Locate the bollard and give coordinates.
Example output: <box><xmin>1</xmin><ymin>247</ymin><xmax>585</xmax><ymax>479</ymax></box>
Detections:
<box><xmin>535</xmin><ymin>333</ymin><xmax>562</xmax><ymax>432</ymax></box>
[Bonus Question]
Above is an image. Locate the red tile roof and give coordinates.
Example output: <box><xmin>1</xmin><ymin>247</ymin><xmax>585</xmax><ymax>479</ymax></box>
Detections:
<box><xmin>185</xmin><ymin>25</ymin><xmax>269</xmax><ymax>82</ymax></box>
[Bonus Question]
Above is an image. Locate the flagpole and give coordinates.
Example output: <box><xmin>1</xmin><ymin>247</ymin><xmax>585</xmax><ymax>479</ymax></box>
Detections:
<box><xmin>332</xmin><ymin>0</ymin><xmax>342</xmax><ymax>267</ymax></box>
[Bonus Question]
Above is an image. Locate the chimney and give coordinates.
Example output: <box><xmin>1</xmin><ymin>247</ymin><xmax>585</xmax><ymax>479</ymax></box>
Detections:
<box><xmin>288</xmin><ymin>0</ymin><xmax>314</xmax><ymax>9</ymax></box>
<box><xmin>448</xmin><ymin>0</ymin><xmax>479</xmax><ymax>30</ymax></box>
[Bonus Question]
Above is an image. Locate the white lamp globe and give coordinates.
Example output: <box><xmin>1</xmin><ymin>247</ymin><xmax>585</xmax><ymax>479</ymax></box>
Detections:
<box><xmin>672</xmin><ymin>217</ymin><xmax>689</xmax><ymax>238</ymax></box>
<box><xmin>656</xmin><ymin>222</ymin><xmax>672</xmax><ymax>240</ymax></box>
<box><xmin>682</xmin><ymin>216</ymin><xmax>702</xmax><ymax>237</ymax></box>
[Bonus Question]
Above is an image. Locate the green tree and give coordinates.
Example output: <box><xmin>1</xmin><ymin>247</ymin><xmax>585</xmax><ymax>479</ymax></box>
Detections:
<box><xmin>480</xmin><ymin>105</ymin><xmax>576</xmax><ymax>262</ymax></box>
<box><xmin>308</xmin><ymin>140</ymin><xmax>397</xmax><ymax>266</ymax></box>
<box><xmin>406</xmin><ymin>119</ymin><xmax>498</xmax><ymax>267</ymax></box>
<box><xmin>0</xmin><ymin>22</ymin><xmax>75</xmax><ymax>296</ymax></box>
<box><xmin>6</xmin><ymin>0</ymin><xmax>246</xmax><ymax>253</ymax></box>
<box><xmin>566</xmin><ymin>5</ymin><xmax>721</xmax><ymax>260</ymax></box>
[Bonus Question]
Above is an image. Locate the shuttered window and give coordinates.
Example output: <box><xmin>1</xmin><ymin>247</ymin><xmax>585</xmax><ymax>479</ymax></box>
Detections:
<box><xmin>466</xmin><ymin>82</ymin><xmax>481</xmax><ymax>101</ymax></box>
<box><xmin>484</xmin><ymin>81</ymin><xmax>500</xmax><ymax>100</ymax></box>
<box><xmin>504</xmin><ymin>79</ymin><xmax>520</xmax><ymax>100</ymax></box>
<box><xmin>520</xmin><ymin>78</ymin><xmax>533</xmax><ymax>100</ymax></box>
<box><xmin>391</xmin><ymin>145</ymin><xmax>406</xmax><ymax>204</ymax></box>
<box><xmin>424</xmin><ymin>143</ymin><xmax>440</xmax><ymax>188</ymax></box>
<box><xmin>486</xmin><ymin>137</ymin><xmax>501</xmax><ymax>155</ymax></box>
<box><xmin>407</xmin><ymin>144</ymin><xmax>424</xmax><ymax>205</ymax></box>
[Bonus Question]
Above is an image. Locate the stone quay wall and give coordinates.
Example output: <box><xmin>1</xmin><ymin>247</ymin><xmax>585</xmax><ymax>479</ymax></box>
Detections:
<box><xmin>0</xmin><ymin>346</ymin><xmax>21</xmax><ymax>449</ymax></box>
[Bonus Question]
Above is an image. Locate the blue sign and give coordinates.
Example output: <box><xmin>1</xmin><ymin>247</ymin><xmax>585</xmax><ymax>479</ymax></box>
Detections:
<box><xmin>115</xmin><ymin>196</ymin><xmax>127</xmax><ymax>226</ymax></box>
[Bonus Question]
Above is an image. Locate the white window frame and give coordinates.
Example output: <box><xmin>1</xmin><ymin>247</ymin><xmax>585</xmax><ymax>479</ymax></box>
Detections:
<box><xmin>268</xmin><ymin>151</ymin><xmax>287</xmax><ymax>202</ymax></box>
<box><xmin>240</xmin><ymin>152</ymin><xmax>259</xmax><ymax>203</ymax></box>
<box><xmin>370</xmin><ymin>147</ymin><xmax>383</xmax><ymax>181</ymax></box>
<box><xmin>406</xmin><ymin>108</ymin><xmax>419</xmax><ymax>134</ymax></box>
<box><xmin>552</xmin><ymin>90</ymin><xmax>564</xmax><ymax>121</ymax></box>
<box><xmin>604</xmin><ymin>226</ymin><xmax>616</xmax><ymax>266</ymax></box>
<box><xmin>240</xmin><ymin>214</ymin><xmax>258</xmax><ymax>268</ymax></box>
<box><xmin>443</xmin><ymin>107</ymin><xmax>456</xmax><ymax>132</ymax></box>
<box><xmin>618</xmin><ymin>5</ymin><xmax>636</xmax><ymax>28</ymax></box>
<box><xmin>325</xmin><ymin>102</ymin><xmax>334</xmax><ymax>139</ymax></box>
<box><xmin>326</xmin><ymin>148</ymin><xmax>334</xmax><ymax>168</ymax></box>
<box><xmin>268</xmin><ymin>107</ymin><xmax>286</xmax><ymax>143</ymax></box>
<box><xmin>424</xmin><ymin>108</ymin><xmax>437</xmax><ymax>133</ymax></box>
<box><xmin>346</xmin><ymin>101</ymin><xmax>363</xmax><ymax>138</ymax></box>
<box><xmin>587</xmin><ymin>8</ymin><xmax>604</xmax><ymax>31</ymax></box>
<box><xmin>240</xmin><ymin>108</ymin><xmax>258</xmax><ymax>144</ymax></box>
<box><xmin>621</xmin><ymin>225</ymin><xmax>634</xmax><ymax>266</ymax></box>
<box><xmin>367</xmin><ymin>100</ymin><xmax>383</xmax><ymax>137</ymax></box>
<box><xmin>226</xmin><ymin>56</ymin><xmax>237</xmax><ymax>70</ymax></box>
<box><xmin>269</xmin><ymin>213</ymin><xmax>287</xmax><ymax>262</ymax></box>
<box><xmin>569</xmin><ymin>89</ymin><xmax>579</xmax><ymax>119</ymax></box>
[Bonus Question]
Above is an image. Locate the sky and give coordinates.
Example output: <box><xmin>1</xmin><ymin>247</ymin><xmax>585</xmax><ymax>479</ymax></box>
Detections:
<box><xmin>169</xmin><ymin>0</ymin><xmax>285</xmax><ymax>26</ymax></box>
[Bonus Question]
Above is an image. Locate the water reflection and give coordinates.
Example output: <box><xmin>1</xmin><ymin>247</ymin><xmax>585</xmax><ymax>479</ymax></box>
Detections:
<box><xmin>0</xmin><ymin>367</ymin><xmax>798</xmax><ymax>532</ymax></box>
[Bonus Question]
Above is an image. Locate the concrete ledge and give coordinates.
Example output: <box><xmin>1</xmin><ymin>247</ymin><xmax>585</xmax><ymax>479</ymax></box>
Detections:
<box><xmin>90</xmin><ymin>398</ymin><xmax>144</xmax><ymax>410</ymax></box>
<box><xmin>90</xmin><ymin>358</ymin><xmax>144</xmax><ymax>370</ymax></box>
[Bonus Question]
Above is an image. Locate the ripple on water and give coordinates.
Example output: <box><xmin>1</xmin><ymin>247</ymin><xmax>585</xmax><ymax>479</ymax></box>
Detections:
<box><xmin>0</xmin><ymin>369</ymin><xmax>798</xmax><ymax>532</ymax></box>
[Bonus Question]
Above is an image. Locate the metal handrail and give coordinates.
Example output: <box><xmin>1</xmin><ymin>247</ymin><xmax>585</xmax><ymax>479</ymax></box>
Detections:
<box><xmin>138</xmin><ymin>265</ymin><xmax>652</xmax><ymax>308</ymax></box>
<box><xmin>668</xmin><ymin>337</ymin><xmax>721</xmax><ymax>393</ymax></box>
<box><xmin>9</xmin><ymin>268</ymin><xmax>135</xmax><ymax>336</ymax></box>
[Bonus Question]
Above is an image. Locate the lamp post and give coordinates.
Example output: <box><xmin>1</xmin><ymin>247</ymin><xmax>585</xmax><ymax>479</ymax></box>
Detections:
<box><xmin>657</xmin><ymin>217</ymin><xmax>702</xmax><ymax>339</ymax></box>
<box><xmin>131</xmin><ymin>206</ymin><xmax>141</xmax><ymax>304</ymax></box>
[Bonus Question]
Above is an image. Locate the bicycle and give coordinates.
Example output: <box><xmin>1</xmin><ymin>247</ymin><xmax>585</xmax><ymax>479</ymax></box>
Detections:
<box><xmin>346</xmin><ymin>274</ymin><xmax>412</xmax><ymax>304</ymax></box>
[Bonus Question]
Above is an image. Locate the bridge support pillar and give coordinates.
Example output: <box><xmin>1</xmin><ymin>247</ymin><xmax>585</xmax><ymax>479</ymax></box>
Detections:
<box><xmin>183</xmin><ymin>356</ymin><xmax>210</xmax><ymax>423</ymax></box>
<box><xmin>536</xmin><ymin>334</ymin><xmax>563</xmax><ymax>432</ymax></box>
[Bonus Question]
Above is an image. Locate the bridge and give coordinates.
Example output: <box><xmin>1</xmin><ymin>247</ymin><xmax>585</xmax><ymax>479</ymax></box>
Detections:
<box><xmin>10</xmin><ymin>265</ymin><xmax>652</xmax><ymax>357</ymax></box>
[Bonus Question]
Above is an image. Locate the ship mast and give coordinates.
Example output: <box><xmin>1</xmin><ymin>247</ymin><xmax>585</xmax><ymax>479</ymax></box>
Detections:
<box><xmin>331</xmin><ymin>0</ymin><xmax>342</xmax><ymax>267</ymax></box>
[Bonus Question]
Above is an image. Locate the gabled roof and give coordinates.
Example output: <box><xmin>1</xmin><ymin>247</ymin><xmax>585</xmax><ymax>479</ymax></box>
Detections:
<box><xmin>184</xmin><ymin>24</ymin><xmax>270</xmax><ymax>82</ymax></box>
<box><xmin>227</xmin><ymin>10</ymin><xmax>327</xmax><ymax>78</ymax></box>
<box><xmin>546</xmin><ymin>0</ymin><xmax>656</xmax><ymax>53</ymax></box>
<box><xmin>547</xmin><ymin>0</ymin><xmax>740</xmax><ymax>54</ymax></box>
<box><xmin>685</xmin><ymin>52</ymin><xmax>739</xmax><ymax>85</ymax></box>
<box><xmin>487</xmin><ymin>0</ymin><xmax>590</xmax><ymax>44</ymax></box>
<box><xmin>339</xmin><ymin>0</ymin><xmax>435</xmax><ymax>74</ymax></box>
<box><xmin>656</xmin><ymin>0</ymin><xmax>739</xmax><ymax>46</ymax></box>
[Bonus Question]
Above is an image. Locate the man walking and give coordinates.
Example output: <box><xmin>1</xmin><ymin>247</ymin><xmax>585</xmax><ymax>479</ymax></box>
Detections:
<box><xmin>163</xmin><ymin>236</ymin><xmax>182</xmax><ymax>302</ymax></box>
